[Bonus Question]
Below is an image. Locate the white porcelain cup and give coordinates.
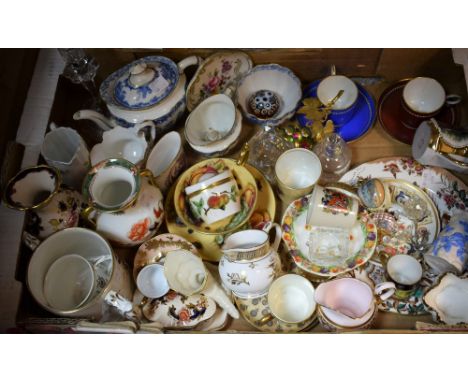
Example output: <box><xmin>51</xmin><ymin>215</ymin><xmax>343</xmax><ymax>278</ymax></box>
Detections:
<box><xmin>259</xmin><ymin>274</ymin><xmax>316</xmax><ymax>324</ymax></box>
<box><xmin>275</xmin><ymin>148</ymin><xmax>322</xmax><ymax>201</ymax></box>
<box><xmin>146</xmin><ymin>131</ymin><xmax>185</xmax><ymax>194</ymax></box>
<box><xmin>41</xmin><ymin>123</ymin><xmax>90</xmax><ymax>190</ymax></box>
<box><xmin>185</xmin><ymin>169</ymin><xmax>241</xmax><ymax>225</ymax></box>
<box><xmin>43</xmin><ymin>254</ymin><xmax>95</xmax><ymax>311</ymax></box>
<box><xmin>403</xmin><ymin>77</ymin><xmax>455</xmax><ymax>115</ymax></box>
<box><xmin>136</xmin><ymin>263</ymin><xmax>170</xmax><ymax>299</ymax></box>
<box><xmin>385</xmin><ymin>254</ymin><xmax>423</xmax><ymax>300</ymax></box>
<box><xmin>185</xmin><ymin>94</ymin><xmax>236</xmax><ymax>146</ymax></box>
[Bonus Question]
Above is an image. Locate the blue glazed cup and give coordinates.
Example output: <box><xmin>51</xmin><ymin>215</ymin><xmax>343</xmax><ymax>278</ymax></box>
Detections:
<box><xmin>317</xmin><ymin>75</ymin><xmax>359</xmax><ymax>127</ymax></box>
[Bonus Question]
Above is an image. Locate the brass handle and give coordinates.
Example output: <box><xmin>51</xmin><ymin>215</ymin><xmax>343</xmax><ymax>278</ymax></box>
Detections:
<box><xmin>236</xmin><ymin>142</ymin><xmax>250</xmax><ymax>166</ymax></box>
<box><xmin>257</xmin><ymin>313</ymin><xmax>274</xmax><ymax>326</ymax></box>
<box><xmin>81</xmin><ymin>206</ymin><xmax>97</xmax><ymax>227</ymax></box>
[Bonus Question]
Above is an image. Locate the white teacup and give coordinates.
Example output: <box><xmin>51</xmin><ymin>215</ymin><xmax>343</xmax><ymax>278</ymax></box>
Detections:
<box><xmin>146</xmin><ymin>131</ymin><xmax>186</xmax><ymax>194</ymax></box>
<box><xmin>259</xmin><ymin>274</ymin><xmax>316</xmax><ymax>325</ymax></box>
<box><xmin>185</xmin><ymin>169</ymin><xmax>241</xmax><ymax>225</ymax></box>
<box><xmin>385</xmin><ymin>254</ymin><xmax>423</xmax><ymax>300</ymax></box>
<box><xmin>43</xmin><ymin>254</ymin><xmax>95</xmax><ymax>311</ymax></box>
<box><xmin>403</xmin><ymin>77</ymin><xmax>447</xmax><ymax>115</ymax></box>
<box><xmin>275</xmin><ymin>148</ymin><xmax>322</xmax><ymax>202</ymax></box>
<box><xmin>136</xmin><ymin>263</ymin><xmax>170</xmax><ymax>299</ymax></box>
<box><xmin>185</xmin><ymin>94</ymin><xmax>236</xmax><ymax>146</ymax></box>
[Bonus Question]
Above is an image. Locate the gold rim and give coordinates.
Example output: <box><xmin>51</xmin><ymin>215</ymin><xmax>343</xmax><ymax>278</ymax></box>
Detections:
<box><xmin>186</xmin><ymin>175</ymin><xmax>236</xmax><ymax>198</ymax></box>
<box><xmin>317</xmin><ymin>304</ymin><xmax>377</xmax><ymax>330</ymax></box>
<box><xmin>3</xmin><ymin>165</ymin><xmax>61</xmax><ymax>211</ymax></box>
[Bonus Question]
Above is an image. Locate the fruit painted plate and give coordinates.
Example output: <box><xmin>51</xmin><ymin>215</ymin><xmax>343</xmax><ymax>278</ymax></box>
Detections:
<box><xmin>339</xmin><ymin>156</ymin><xmax>467</xmax><ymax>227</ymax></box>
<box><xmin>281</xmin><ymin>195</ymin><xmax>377</xmax><ymax>277</ymax></box>
<box><xmin>186</xmin><ymin>51</ymin><xmax>253</xmax><ymax>112</ymax></box>
<box><xmin>133</xmin><ymin>233</ymin><xmax>198</xmax><ymax>280</ymax></box>
<box><xmin>174</xmin><ymin>158</ymin><xmax>257</xmax><ymax>235</ymax></box>
<box><xmin>233</xmin><ymin>294</ymin><xmax>318</xmax><ymax>333</ymax></box>
<box><xmin>166</xmin><ymin>164</ymin><xmax>275</xmax><ymax>262</ymax></box>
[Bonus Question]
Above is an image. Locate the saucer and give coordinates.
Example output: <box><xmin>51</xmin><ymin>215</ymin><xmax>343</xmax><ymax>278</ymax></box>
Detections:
<box><xmin>166</xmin><ymin>164</ymin><xmax>276</xmax><ymax>262</ymax></box>
<box><xmin>281</xmin><ymin>195</ymin><xmax>377</xmax><ymax>277</ymax></box>
<box><xmin>378</xmin><ymin>79</ymin><xmax>459</xmax><ymax>145</ymax></box>
<box><xmin>297</xmin><ymin>80</ymin><xmax>376</xmax><ymax>142</ymax></box>
<box><xmin>233</xmin><ymin>294</ymin><xmax>318</xmax><ymax>333</ymax></box>
<box><xmin>186</xmin><ymin>51</ymin><xmax>253</xmax><ymax>112</ymax></box>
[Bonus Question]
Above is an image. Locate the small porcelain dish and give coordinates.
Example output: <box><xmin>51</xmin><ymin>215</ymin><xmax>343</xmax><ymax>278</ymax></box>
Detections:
<box><xmin>424</xmin><ymin>273</ymin><xmax>468</xmax><ymax>325</ymax></box>
<box><xmin>236</xmin><ymin>64</ymin><xmax>302</xmax><ymax>127</ymax></box>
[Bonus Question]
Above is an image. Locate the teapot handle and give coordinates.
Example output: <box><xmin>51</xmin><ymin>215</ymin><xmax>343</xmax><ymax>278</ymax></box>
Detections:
<box><xmin>263</xmin><ymin>222</ymin><xmax>282</xmax><ymax>253</ymax></box>
<box><xmin>177</xmin><ymin>56</ymin><xmax>202</xmax><ymax>74</ymax></box>
<box><xmin>134</xmin><ymin>120</ymin><xmax>156</xmax><ymax>146</ymax></box>
<box><xmin>81</xmin><ymin>206</ymin><xmax>97</xmax><ymax>228</ymax></box>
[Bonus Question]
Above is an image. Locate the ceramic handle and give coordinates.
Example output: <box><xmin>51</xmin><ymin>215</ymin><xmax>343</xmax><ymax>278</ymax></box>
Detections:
<box><xmin>222</xmin><ymin>84</ymin><xmax>236</xmax><ymax>100</ymax></box>
<box><xmin>257</xmin><ymin>313</ymin><xmax>274</xmax><ymax>326</ymax></box>
<box><xmin>140</xmin><ymin>168</ymin><xmax>156</xmax><ymax>182</ymax></box>
<box><xmin>103</xmin><ymin>290</ymin><xmax>139</xmax><ymax>322</ymax></box>
<box><xmin>81</xmin><ymin>206</ymin><xmax>97</xmax><ymax>227</ymax></box>
<box><xmin>49</xmin><ymin>122</ymin><xmax>58</xmax><ymax>131</ymax></box>
<box><xmin>330</xmin><ymin>64</ymin><xmax>337</xmax><ymax>76</ymax></box>
<box><xmin>177</xmin><ymin>56</ymin><xmax>202</xmax><ymax>74</ymax></box>
<box><xmin>374</xmin><ymin>281</ymin><xmax>395</xmax><ymax>301</ymax></box>
<box><xmin>134</xmin><ymin>120</ymin><xmax>156</xmax><ymax>145</ymax></box>
<box><xmin>263</xmin><ymin>222</ymin><xmax>282</xmax><ymax>253</ymax></box>
<box><xmin>445</xmin><ymin>94</ymin><xmax>462</xmax><ymax>106</ymax></box>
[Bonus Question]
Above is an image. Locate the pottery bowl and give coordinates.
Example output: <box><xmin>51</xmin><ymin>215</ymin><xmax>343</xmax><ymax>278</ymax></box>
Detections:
<box><xmin>236</xmin><ymin>64</ymin><xmax>302</xmax><ymax>127</ymax></box>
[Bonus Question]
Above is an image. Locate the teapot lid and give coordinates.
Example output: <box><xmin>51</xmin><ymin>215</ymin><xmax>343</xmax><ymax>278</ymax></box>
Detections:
<box><xmin>101</xmin><ymin>56</ymin><xmax>179</xmax><ymax>110</ymax></box>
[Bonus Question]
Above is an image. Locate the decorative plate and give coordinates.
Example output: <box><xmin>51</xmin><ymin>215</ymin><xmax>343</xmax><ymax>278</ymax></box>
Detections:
<box><xmin>233</xmin><ymin>294</ymin><xmax>318</xmax><ymax>333</ymax></box>
<box><xmin>133</xmin><ymin>233</ymin><xmax>198</xmax><ymax>280</ymax></box>
<box><xmin>370</xmin><ymin>179</ymin><xmax>440</xmax><ymax>259</ymax></box>
<box><xmin>378</xmin><ymin>79</ymin><xmax>459</xmax><ymax>145</ymax></box>
<box><xmin>281</xmin><ymin>195</ymin><xmax>377</xmax><ymax>277</ymax></box>
<box><xmin>339</xmin><ymin>156</ymin><xmax>467</xmax><ymax>227</ymax></box>
<box><xmin>297</xmin><ymin>80</ymin><xmax>376</xmax><ymax>142</ymax></box>
<box><xmin>186</xmin><ymin>51</ymin><xmax>253</xmax><ymax>112</ymax></box>
<box><xmin>166</xmin><ymin>164</ymin><xmax>276</xmax><ymax>262</ymax></box>
<box><xmin>174</xmin><ymin>158</ymin><xmax>257</xmax><ymax>235</ymax></box>
<box><xmin>100</xmin><ymin>56</ymin><xmax>179</xmax><ymax>110</ymax></box>
<box><xmin>141</xmin><ymin>290</ymin><xmax>217</xmax><ymax>328</ymax></box>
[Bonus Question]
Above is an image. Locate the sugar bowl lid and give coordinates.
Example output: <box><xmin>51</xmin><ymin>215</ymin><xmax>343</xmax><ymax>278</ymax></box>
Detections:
<box><xmin>101</xmin><ymin>56</ymin><xmax>180</xmax><ymax>110</ymax></box>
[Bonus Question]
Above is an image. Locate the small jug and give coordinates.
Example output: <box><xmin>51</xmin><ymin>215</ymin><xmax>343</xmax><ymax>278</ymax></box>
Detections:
<box><xmin>219</xmin><ymin>222</ymin><xmax>282</xmax><ymax>298</ymax></box>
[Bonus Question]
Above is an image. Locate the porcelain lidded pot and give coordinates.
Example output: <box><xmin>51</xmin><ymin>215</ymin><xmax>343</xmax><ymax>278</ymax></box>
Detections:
<box><xmin>3</xmin><ymin>165</ymin><xmax>82</xmax><ymax>239</ymax></box>
<box><xmin>82</xmin><ymin>158</ymin><xmax>164</xmax><ymax>246</ymax></box>
<box><xmin>219</xmin><ymin>222</ymin><xmax>283</xmax><ymax>298</ymax></box>
<box><xmin>99</xmin><ymin>55</ymin><xmax>201</xmax><ymax>132</ymax></box>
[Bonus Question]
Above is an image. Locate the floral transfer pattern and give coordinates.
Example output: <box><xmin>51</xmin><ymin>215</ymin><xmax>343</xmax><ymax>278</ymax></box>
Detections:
<box><xmin>128</xmin><ymin>217</ymin><xmax>150</xmax><ymax>242</ymax></box>
<box><xmin>383</xmin><ymin>158</ymin><xmax>426</xmax><ymax>179</ymax></box>
<box><xmin>321</xmin><ymin>189</ymin><xmax>354</xmax><ymax>216</ymax></box>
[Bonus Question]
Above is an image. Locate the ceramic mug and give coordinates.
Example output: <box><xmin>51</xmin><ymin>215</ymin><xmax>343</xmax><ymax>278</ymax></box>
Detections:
<box><xmin>400</xmin><ymin>77</ymin><xmax>461</xmax><ymax>129</ymax></box>
<box><xmin>306</xmin><ymin>185</ymin><xmax>359</xmax><ymax>229</ymax></box>
<box><xmin>27</xmin><ymin>227</ymin><xmax>134</xmax><ymax>319</ymax></box>
<box><xmin>43</xmin><ymin>253</ymin><xmax>95</xmax><ymax>311</ymax></box>
<box><xmin>185</xmin><ymin>93</ymin><xmax>237</xmax><ymax>146</ymax></box>
<box><xmin>315</xmin><ymin>277</ymin><xmax>395</xmax><ymax>331</ymax></box>
<box><xmin>424</xmin><ymin>213</ymin><xmax>468</xmax><ymax>275</ymax></box>
<box><xmin>185</xmin><ymin>169</ymin><xmax>241</xmax><ymax>225</ymax></box>
<box><xmin>381</xmin><ymin>253</ymin><xmax>423</xmax><ymax>300</ymax></box>
<box><xmin>275</xmin><ymin>148</ymin><xmax>322</xmax><ymax>202</ymax></box>
<box><xmin>41</xmin><ymin>123</ymin><xmax>90</xmax><ymax>190</ymax></box>
<box><xmin>413</xmin><ymin>119</ymin><xmax>468</xmax><ymax>174</ymax></box>
<box><xmin>146</xmin><ymin>131</ymin><xmax>186</xmax><ymax>194</ymax></box>
<box><xmin>317</xmin><ymin>66</ymin><xmax>359</xmax><ymax>127</ymax></box>
<box><xmin>257</xmin><ymin>274</ymin><xmax>316</xmax><ymax>325</ymax></box>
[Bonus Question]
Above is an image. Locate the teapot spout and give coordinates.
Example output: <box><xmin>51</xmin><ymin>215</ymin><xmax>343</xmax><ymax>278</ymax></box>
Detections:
<box><xmin>73</xmin><ymin>109</ymin><xmax>114</xmax><ymax>131</ymax></box>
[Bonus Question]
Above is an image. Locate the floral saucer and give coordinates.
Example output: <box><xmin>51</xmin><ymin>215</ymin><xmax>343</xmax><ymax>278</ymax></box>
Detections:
<box><xmin>186</xmin><ymin>51</ymin><xmax>253</xmax><ymax>112</ymax></box>
<box><xmin>174</xmin><ymin>158</ymin><xmax>258</xmax><ymax>235</ymax></box>
<box><xmin>233</xmin><ymin>294</ymin><xmax>318</xmax><ymax>333</ymax></box>
<box><xmin>378</xmin><ymin>79</ymin><xmax>459</xmax><ymax>145</ymax></box>
<box><xmin>166</xmin><ymin>164</ymin><xmax>276</xmax><ymax>262</ymax></box>
<box><xmin>133</xmin><ymin>233</ymin><xmax>198</xmax><ymax>280</ymax></box>
<box><xmin>339</xmin><ymin>156</ymin><xmax>467</xmax><ymax>227</ymax></box>
<box><xmin>141</xmin><ymin>290</ymin><xmax>217</xmax><ymax>328</ymax></box>
<box><xmin>281</xmin><ymin>195</ymin><xmax>377</xmax><ymax>277</ymax></box>
<box><xmin>297</xmin><ymin>80</ymin><xmax>376</xmax><ymax>142</ymax></box>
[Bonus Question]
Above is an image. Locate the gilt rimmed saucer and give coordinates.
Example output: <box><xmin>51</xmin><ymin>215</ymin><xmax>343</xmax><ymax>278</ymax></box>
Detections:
<box><xmin>297</xmin><ymin>80</ymin><xmax>376</xmax><ymax>142</ymax></box>
<box><xmin>281</xmin><ymin>195</ymin><xmax>377</xmax><ymax>277</ymax></box>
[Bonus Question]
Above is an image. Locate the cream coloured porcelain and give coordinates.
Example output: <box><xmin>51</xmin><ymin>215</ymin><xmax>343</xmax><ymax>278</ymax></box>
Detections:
<box><xmin>424</xmin><ymin>273</ymin><xmax>468</xmax><ymax>325</ymax></box>
<box><xmin>317</xmin><ymin>75</ymin><xmax>358</xmax><ymax>110</ymax></box>
<box><xmin>403</xmin><ymin>77</ymin><xmax>446</xmax><ymax>114</ymax></box>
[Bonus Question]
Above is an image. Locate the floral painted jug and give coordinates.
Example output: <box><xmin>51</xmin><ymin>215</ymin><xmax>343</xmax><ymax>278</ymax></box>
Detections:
<box><xmin>82</xmin><ymin>158</ymin><xmax>164</xmax><ymax>246</ymax></box>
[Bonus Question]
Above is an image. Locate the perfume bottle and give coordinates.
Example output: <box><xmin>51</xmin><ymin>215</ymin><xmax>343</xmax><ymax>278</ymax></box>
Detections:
<box><xmin>313</xmin><ymin>133</ymin><xmax>351</xmax><ymax>185</ymax></box>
